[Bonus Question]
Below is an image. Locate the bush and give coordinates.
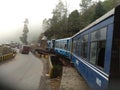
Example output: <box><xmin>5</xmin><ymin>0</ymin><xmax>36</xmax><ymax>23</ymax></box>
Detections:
<box><xmin>51</xmin><ymin>64</ymin><xmax>62</xmax><ymax>78</ymax></box>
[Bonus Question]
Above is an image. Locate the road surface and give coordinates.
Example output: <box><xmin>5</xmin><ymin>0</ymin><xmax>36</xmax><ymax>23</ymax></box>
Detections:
<box><xmin>0</xmin><ymin>50</ymin><xmax>43</xmax><ymax>90</ymax></box>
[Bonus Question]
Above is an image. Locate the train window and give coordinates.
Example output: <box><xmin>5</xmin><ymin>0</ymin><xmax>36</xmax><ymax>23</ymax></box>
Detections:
<box><xmin>65</xmin><ymin>40</ymin><xmax>69</xmax><ymax>50</ymax></box>
<box><xmin>91</xmin><ymin>27</ymin><xmax>107</xmax><ymax>41</ymax></box>
<box><xmin>55</xmin><ymin>41</ymin><xmax>59</xmax><ymax>48</ymax></box>
<box><xmin>60</xmin><ymin>41</ymin><xmax>63</xmax><ymax>49</ymax></box>
<box><xmin>63</xmin><ymin>41</ymin><xmax>67</xmax><ymax>49</ymax></box>
<box><xmin>73</xmin><ymin>38</ymin><xmax>80</xmax><ymax>56</ymax></box>
<box><xmin>81</xmin><ymin>35</ymin><xmax>88</xmax><ymax>60</ymax></box>
<box><xmin>73</xmin><ymin>39</ymin><xmax>76</xmax><ymax>53</ymax></box>
<box><xmin>59</xmin><ymin>41</ymin><xmax>62</xmax><ymax>49</ymax></box>
<box><xmin>90</xmin><ymin>27</ymin><xmax>107</xmax><ymax>68</ymax></box>
<box><xmin>76</xmin><ymin>38</ymin><xmax>81</xmax><ymax>56</ymax></box>
<box><xmin>64</xmin><ymin>44</ymin><xmax>67</xmax><ymax>50</ymax></box>
<box><xmin>59</xmin><ymin>41</ymin><xmax>64</xmax><ymax>49</ymax></box>
<box><xmin>90</xmin><ymin>42</ymin><xmax>97</xmax><ymax>64</ymax></box>
<box><xmin>97</xmin><ymin>41</ymin><xmax>106</xmax><ymax>67</ymax></box>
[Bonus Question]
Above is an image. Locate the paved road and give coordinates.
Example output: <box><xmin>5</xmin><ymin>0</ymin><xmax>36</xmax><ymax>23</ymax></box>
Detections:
<box><xmin>0</xmin><ymin>50</ymin><xmax>43</xmax><ymax>90</ymax></box>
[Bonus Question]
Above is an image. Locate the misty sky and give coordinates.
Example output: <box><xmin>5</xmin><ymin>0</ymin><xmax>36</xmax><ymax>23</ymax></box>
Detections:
<box><xmin>0</xmin><ymin>0</ymin><xmax>104</xmax><ymax>44</ymax></box>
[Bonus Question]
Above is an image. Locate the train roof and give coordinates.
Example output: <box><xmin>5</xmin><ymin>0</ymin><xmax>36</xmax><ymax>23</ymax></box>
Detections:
<box><xmin>72</xmin><ymin>8</ymin><xmax>115</xmax><ymax>38</ymax></box>
<box><xmin>55</xmin><ymin>37</ymin><xmax>71</xmax><ymax>41</ymax></box>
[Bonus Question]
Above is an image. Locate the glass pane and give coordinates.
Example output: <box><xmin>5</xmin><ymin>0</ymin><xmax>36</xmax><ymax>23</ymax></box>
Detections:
<box><xmin>73</xmin><ymin>39</ymin><xmax>76</xmax><ymax>53</ymax></box>
<box><xmin>60</xmin><ymin>41</ymin><xmax>62</xmax><ymax>49</ymax></box>
<box><xmin>96</xmin><ymin>41</ymin><xmax>106</xmax><ymax>68</ymax></box>
<box><xmin>91</xmin><ymin>27</ymin><xmax>107</xmax><ymax>41</ymax></box>
<box><xmin>76</xmin><ymin>39</ymin><xmax>81</xmax><ymax>56</ymax></box>
<box><xmin>55</xmin><ymin>41</ymin><xmax>59</xmax><ymax>48</ymax></box>
<box><xmin>82</xmin><ymin>35</ymin><xmax>88</xmax><ymax>42</ymax></box>
<box><xmin>100</xmin><ymin>28</ymin><xmax>107</xmax><ymax>40</ymax></box>
<box><xmin>81</xmin><ymin>35</ymin><xmax>88</xmax><ymax>59</ymax></box>
<box><xmin>90</xmin><ymin>42</ymin><xmax>97</xmax><ymax>64</ymax></box>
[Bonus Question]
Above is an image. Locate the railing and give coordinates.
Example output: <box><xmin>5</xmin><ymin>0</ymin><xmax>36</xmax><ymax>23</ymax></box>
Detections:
<box><xmin>0</xmin><ymin>52</ymin><xmax>16</xmax><ymax>62</ymax></box>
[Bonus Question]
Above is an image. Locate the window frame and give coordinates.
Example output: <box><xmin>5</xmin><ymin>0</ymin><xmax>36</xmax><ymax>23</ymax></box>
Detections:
<box><xmin>90</xmin><ymin>27</ymin><xmax>107</xmax><ymax>69</ymax></box>
<box><xmin>80</xmin><ymin>34</ymin><xmax>88</xmax><ymax>60</ymax></box>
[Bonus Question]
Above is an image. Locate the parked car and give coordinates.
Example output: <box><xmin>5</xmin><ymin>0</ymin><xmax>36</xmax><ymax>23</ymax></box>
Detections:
<box><xmin>19</xmin><ymin>45</ymin><xmax>30</xmax><ymax>54</ymax></box>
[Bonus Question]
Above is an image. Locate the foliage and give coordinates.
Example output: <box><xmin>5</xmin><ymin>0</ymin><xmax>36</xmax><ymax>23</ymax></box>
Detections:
<box><xmin>80</xmin><ymin>0</ymin><xmax>92</xmax><ymax>13</ymax></box>
<box><xmin>92</xmin><ymin>1</ymin><xmax>106</xmax><ymax>21</ymax></box>
<box><xmin>42</xmin><ymin>0</ymin><xmax>119</xmax><ymax>40</ymax></box>
<box><xmin>44</xmin><ymin>0</ymin><xmax>68</xmax><ymax>39</ymax></box>
<box><xmin>42</xmin><ymin>18</ymin><xmax>50</xmax><ymax>32</ymax></box>
<box><xmin>80</xmin><ymin>4</ymin><xmax>96</xmax><ymax>28</ymax></box>
<box><xmin>68</xmin><ymin>10</ymin><xmax>80</xmax><ymax>36</ymax></box>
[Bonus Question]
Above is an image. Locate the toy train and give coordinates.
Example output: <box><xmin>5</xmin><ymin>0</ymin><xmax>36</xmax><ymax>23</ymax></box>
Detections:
<box><xmin>47</xmin><ymin>5</ymin><xmax>120</xmax><ymax>90</ymax></box>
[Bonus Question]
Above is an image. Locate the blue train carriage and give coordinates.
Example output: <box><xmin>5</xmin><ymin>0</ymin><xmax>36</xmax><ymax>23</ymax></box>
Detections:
<box><xmin>46</xmin><ymin>40</ymin><xmax>52</xmax><ymax>51</ymax></box>
<box><xmin>46</xmin><ymin>39</ymin><xmax>55</xmax><ymax>52</ymax></box>
<box><xmin>71</xmin><ymin>5</ymin><xmax>120</xmax><ymax>90</ymax></box>
<box><xmin>54</xmin><ymin>37</ymin><xmax>71</xmax><ymax>59</ymax></box>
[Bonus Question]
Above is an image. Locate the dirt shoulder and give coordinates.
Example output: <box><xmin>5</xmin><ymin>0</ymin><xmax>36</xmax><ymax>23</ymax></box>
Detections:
<box><xmin>38</xmin><ymin>54</ymin><xmax>90</xmax><ymax>90</ymax></box>
<box><xmin>38</xmin><ymin>57</ymin><xmax>61</xmax><ymax>90</ymax></box>
<box><xmin>59</xmin><ymin>67</ymin><xmax>90</xmax><ymax>90</ymax></box>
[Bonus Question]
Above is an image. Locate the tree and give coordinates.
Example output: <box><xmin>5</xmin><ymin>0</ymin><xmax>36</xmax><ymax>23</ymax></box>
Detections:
<box><xmin>20</xmin><ymin>18</ymin><xmax>29</xmax><ymax>45</ymax></box>
<box><xmin>52</xmin><ymin>0</ymin><xmax>67</xmax><ymax>22</ymax></box>
<box><xmin>68</xmin><ymin>10</ymin><xmax>80</xmax><ymax>36</ymax></box>
<box><xmin>43</xmin><ymin>0</ymin><xmax>117</xmax><ymax>39</ymax></box>
<box><xmin>79</xmin><ymin>4</ymin><xmax>96</xmax><ymax>29</ymax></box>
<box><xmin>92</xmin><ymin>1</ymin><xmax>105</xmax><ymax>21</ymax></box>
<box><xmin>42</xmin><ymin>18</ymin><xmax>50</xmax><ymax>32</ymax></box>
<box><xmin>80</xmin><ymin>0</ymin><xmax>92</xmax><ymax>13</ymax></box>
<box><xmin>44</xmin><ymin>0</ymin><xmax>68</xmax><ymax>39</ymax></box>
<box><xmin>79</xmin><ymin>0</ymin><xmax>96</xmax><ymax>29</ymax></box>
<box><xmin>116</xmin><ymin>0</ymin><xmax>120</xmax><ymax>6</ymax></box>
<box><xmin>102</xmin><ymin>0</ymin><xmax>120</xmax><ymax>12</ymax></box>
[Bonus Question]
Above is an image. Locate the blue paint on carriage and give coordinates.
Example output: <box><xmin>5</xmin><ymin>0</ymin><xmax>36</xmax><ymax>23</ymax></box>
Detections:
<box><xmin>71</xmin><ymin>15</ymin><xmax>114</xmax><ymax>90</ymax></box>
<box><xmin>104</xmin><ymin>24</ymin><xmax>114</xmax><ymax>74</ymax></box>
<box><xmin>54</xmin><ymin>38</ymin><xmax>71</xmax><ymax>59</ymax></box>
<box><xmin>55</xmin><ymin>48</ymin><xmax>70</xmax><ymax>58</ymax></box>
<box><xmin>72</xmin><ymin>54</ymin><xmax>108</xmax><ymax>90</ymax></box>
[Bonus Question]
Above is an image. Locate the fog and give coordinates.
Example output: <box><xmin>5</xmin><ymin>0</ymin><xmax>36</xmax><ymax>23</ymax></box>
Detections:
<box><xmin>0</xmin><ymin>0</ymin><xmax>104</xmax><ymax>44</ymax></box>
